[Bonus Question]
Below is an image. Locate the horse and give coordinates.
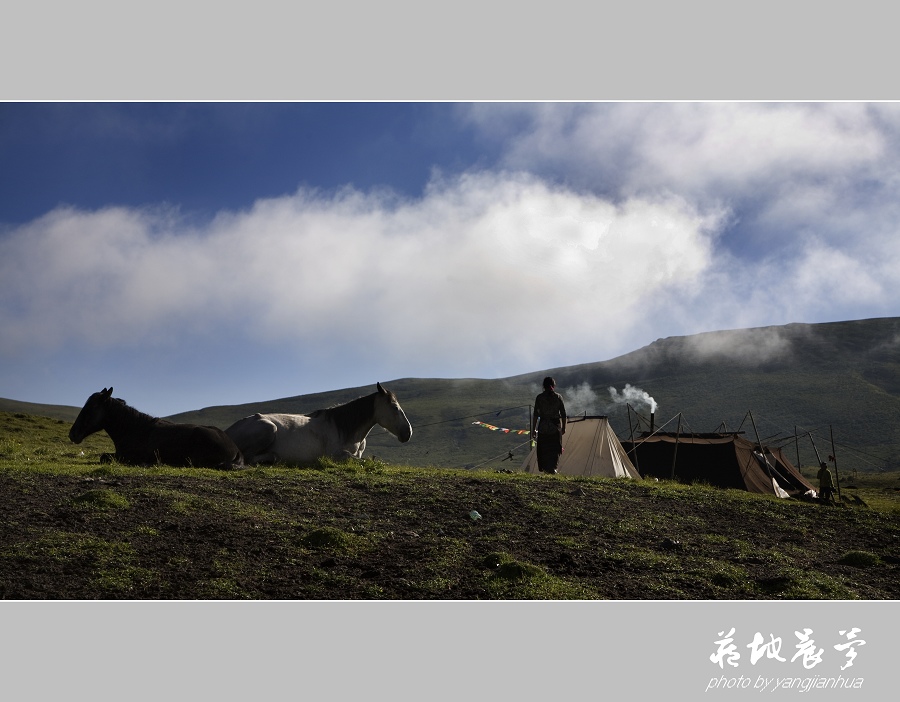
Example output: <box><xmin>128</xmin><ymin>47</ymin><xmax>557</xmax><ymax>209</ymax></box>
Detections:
<box><xmin>224</xmin><ymin>382</ymin><xmax>412</xmax><ymax>465</ymax></box>
<box><xmin>69</xmin><ymin>387</ymin><xmax>244</xmax><ymax>469</ymax></box>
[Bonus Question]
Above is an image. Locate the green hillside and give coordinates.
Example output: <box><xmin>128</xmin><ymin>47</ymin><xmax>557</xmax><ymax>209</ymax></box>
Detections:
<box><xmin>169</xmin><ymin>317</ymin><xmax>900</xmax><ymax>471</ymax></box>
<box><xmin>0</xmin><ymin>398</ymin><xmax>81</xmax><ymax>422</ymax></box>
<box><xmin>4</xmin><ymin>317</ymin><xmax>899</xmax><ymax>471</ymax></box>
<box><xmin>1</xmin><ymin>412</ymin><xmax>899</xmax><ymax>600</ymax></box>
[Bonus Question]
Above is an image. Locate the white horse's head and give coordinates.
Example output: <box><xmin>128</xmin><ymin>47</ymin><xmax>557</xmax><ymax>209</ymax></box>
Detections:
<box><xmin>374</xmin><ymin>382</ymin><xmax>412</xmax><ymax>443</ymax></box>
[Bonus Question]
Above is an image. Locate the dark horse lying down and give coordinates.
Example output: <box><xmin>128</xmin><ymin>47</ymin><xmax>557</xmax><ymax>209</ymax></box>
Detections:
<box><xmin>69</xmin><ymin>387</ymin><xmax>244</xmax><ymax>469</ymax></box>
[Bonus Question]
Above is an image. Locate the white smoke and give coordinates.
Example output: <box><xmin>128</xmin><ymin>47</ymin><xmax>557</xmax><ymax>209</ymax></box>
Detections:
<box><xmin>608</xmin><ymin>384</ymin><xmax>658</xmax><ymax>413</ymax></box>
<box><xmin>563</xmin><ymin>382</ymin><xmax>601</xmax><ymax>415</ymax></box>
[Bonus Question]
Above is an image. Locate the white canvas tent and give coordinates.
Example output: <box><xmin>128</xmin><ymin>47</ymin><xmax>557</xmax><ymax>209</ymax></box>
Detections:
<box><xmin>522</xmin><ymin>415</ymin><xmax>641</xmax><ymax>478</ymax></box>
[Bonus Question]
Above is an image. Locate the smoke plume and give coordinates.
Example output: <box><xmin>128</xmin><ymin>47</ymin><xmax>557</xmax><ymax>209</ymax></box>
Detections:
<box><xmin>608</xmin><ymin>384</ymin><xmax>658</xmax><ymax>413</ymax></box>
<box><xmin>563</xmin><ymin>382</ymin><xmax>601</xmax><ymax>415</ymax></box>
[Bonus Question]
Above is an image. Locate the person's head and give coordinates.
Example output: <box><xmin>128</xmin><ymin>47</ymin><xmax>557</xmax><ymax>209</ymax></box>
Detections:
<box><xmin>820</xmin><ymin>462</ymin><xmax>828</xmax><ymax>470</ymax></box>
<box><xmin>542</xmin><ymin>377</ymin><xmax>556</xmax><ymax>392</ymax></box>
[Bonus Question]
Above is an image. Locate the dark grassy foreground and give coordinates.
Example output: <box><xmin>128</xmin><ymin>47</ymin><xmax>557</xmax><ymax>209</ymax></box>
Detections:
<box><xmin>1</xmin><ymin>411</ymin><xmax>899</xmax><ymax>600</ymax></box>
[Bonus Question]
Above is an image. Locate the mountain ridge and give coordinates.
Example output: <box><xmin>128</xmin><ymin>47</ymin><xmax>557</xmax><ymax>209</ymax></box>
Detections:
<box><xmin>3</xmin><ymin>317</ymin><xmax>899</xmax><ymax>470</ymax></box>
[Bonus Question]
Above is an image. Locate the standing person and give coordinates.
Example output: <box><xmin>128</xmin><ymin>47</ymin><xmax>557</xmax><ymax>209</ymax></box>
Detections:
<box><xmin>531</xmin><ymin>377</ymin><xmax>567</xmax><ymax>474</ymax></box>
<box><xmin>817</xmin><ymin>461</ymin><xmax>836</xmax><ymax>505</ymax></box>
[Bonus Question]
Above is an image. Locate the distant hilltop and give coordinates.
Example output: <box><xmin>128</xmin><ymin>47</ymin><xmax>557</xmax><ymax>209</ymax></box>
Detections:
<box><xmin>3</xmin><ymin>317</ymin><xmax>899</xmax><ymax>470</ymax></box>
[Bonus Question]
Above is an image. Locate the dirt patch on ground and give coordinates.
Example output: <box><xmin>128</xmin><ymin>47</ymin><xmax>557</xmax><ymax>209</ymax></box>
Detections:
<box><xmin>1</xmin><ymin>467</ymin><xmax>898</xmax><ymax>600</ymax></box>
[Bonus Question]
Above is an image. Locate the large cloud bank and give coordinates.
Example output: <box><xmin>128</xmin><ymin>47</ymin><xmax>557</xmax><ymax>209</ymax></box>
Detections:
<box><xmin>3</xmin><ymin>103</ymin><xmax>900</xmax><ymax>411</ymax></box>
<box><xmin>0</xmin><ymin>171</ymin><xmax>723</xmax><ymax>375</ymax></box>
<box><xmin>463</xmin><ymin>103</ymin><xmax>900</xmax><ymax>327</ymax></box>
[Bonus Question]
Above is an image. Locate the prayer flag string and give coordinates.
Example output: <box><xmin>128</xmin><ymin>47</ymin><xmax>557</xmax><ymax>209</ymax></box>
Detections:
<box><xmin>471</xmin><ymin>421</ymin><xmax>530</xmax><ymax>435</ymax></box>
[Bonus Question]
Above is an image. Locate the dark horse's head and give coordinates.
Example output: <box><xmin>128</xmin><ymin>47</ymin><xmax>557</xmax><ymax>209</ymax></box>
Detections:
<box><xmin>69</xmin><ymin>387</ymin><xmax>115</xmax><ymax>444</ymax></box>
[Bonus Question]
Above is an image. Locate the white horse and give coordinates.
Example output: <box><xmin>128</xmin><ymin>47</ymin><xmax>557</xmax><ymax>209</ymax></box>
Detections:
<box><xmin>224</xmin><ymin>382</ymin><xmax>412</xmax><ymax>465</ymax></box>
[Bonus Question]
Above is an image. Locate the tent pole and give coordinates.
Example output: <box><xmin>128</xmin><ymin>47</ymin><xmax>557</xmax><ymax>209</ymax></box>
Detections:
<box><xmin>748</xmin><ymin>410</ymin><xmax>774</xmax><ymax>479</ymax></box>
<box><xmin>809</xmin><ymin>432</ymin><xmax>824</xmax><ymax>466</ymax></box>
<box><xmin>795</xmin><ymin>425</ymin><xmax>801</xmax><ymax>476</ymax></box>
<box><xmin>528</xmin><ymin>405</ymin><xmax>534</xmax><ymax>448</ymax></box>
<box><xmin>830</xmin><ymin>425</ymin><xmax>842</xmax><ymax>502</ymax></box>
<box><xmin>626</xmin><ymin>403</ymin><xmax>640</xmax><ymax>473</ymax></box>
<box><xmin>670</xmin><ymin>413</ymin><xmax>682</xmax><ymax>480</ymax></box>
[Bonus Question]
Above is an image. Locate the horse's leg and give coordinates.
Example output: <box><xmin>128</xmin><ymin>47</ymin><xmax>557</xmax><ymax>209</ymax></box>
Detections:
<box><xmin>248</xmin><ymin>450</ymin><xmax>278</xmax><ymax>465</ymax></box>
<box><xmin>225</xmin><ymin>415</ymin><xmax>278</xmax><ymax>465</ymax></box>
<box><xmin>104</xmin><ymin>450</ymin><xmax>145</xmax><ymax>466</ymax></box>
<box><xmin>332</xmin><ymin>441</ymin><xmax>366</xmax><ymax>463</ymax></box>
<box><xmin>214</xmin><ymin>458</ymin><xmax>245</xmax><ymax>470</ymax></box>
<box><xmin>189</xmin><ymin>427</ymin><xmax>245</xmax><ymax>469</ymax></box>
<box><xmin>334</xmin><ymin>450</ymin><xmax>365</xmax><ymax>463</ymax></box>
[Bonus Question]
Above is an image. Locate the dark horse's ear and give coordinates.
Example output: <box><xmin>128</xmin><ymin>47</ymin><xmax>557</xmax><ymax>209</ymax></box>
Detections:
<box><xmin>102</xmin><ymin>387</ymin><xmax>113</xmax><ymax>398</ymax></box>
<box><xmin>377</xmin><ymin>382</ymin><xmax>385</xmax><ymax>394</ymax></box>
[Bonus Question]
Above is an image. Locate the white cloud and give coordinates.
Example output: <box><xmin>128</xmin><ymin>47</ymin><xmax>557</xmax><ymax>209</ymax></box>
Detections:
<box><xmin>460</xmin><ymin>103</ymin><xmax>900</xmax><ymax>334</ymax></box>
<box><xmin>682</xmin><ymin>327</ymin><xmax>795</xmax><ymax>366</ymax></box>
<box><xmin>0</xmin><ymin>171</ymin><xmax>724</xmax><ymax>379</ymax></box>
<box><xmin>5</xmin><ymin>103</ymin><xmax>900</xmax><ymax>413</ymax></box>
<box><xmin>462</xmin><ymin>103</ymin><xmax>888</xmax><ymax>199</ymax></box>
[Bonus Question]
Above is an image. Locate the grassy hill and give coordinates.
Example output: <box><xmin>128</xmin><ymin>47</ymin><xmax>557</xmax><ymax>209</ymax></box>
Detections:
<box><xmin>169</xmin><ymin>317</ymin><xmax>900</xmax><ymax>471</ymax></box>
<box><xmin>4</xmin><ymin>317</ymin><xmax>899</xmax><ymax>471</ymax></box>
<box><xmin>1</xmin><ymin>411</ymin><xmax>898</xmax><ymax>600</ymax></box>
<box><xmin>0</xmin><ymin>398</ymin><xmax>84</xmax><ymax>422</ymax></box>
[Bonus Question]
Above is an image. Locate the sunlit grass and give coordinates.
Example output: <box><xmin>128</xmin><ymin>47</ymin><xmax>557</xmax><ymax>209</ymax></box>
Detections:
<box><xmin>2</xmin><ymin>410</ymin><xmax>899</xmax><ymax>600</ymax></box>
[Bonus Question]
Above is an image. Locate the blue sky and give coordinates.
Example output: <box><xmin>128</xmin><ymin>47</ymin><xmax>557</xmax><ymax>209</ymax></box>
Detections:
<box><xmin>2</xmin><ymin>102</ymin><xmax>900</xmax><ymax>416</ymax></box>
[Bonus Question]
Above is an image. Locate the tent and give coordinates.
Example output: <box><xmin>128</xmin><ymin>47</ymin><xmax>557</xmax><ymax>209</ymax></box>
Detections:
<box><xmin>620</xmin><ymin>432</ymin><xmax>816</xmax><ymax>498</ymax></box>
<box><xmin>522</xmin><ymin>415</ymin><xmax>641</xmax><ymax>479</ymax></box>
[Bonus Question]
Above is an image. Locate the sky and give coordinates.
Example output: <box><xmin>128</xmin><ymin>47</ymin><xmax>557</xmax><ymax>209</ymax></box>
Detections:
<box><xmin>2</xmin><ymin>102</ymin><xmax>900</xmax><ymax>416</ymax></box>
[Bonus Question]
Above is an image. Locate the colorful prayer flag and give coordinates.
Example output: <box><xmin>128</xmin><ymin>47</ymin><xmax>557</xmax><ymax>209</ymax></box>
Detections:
<box><xmin>472</xmin><ymin>421</ymin><xmax>529</xmax><ymax>435</ymax></box>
